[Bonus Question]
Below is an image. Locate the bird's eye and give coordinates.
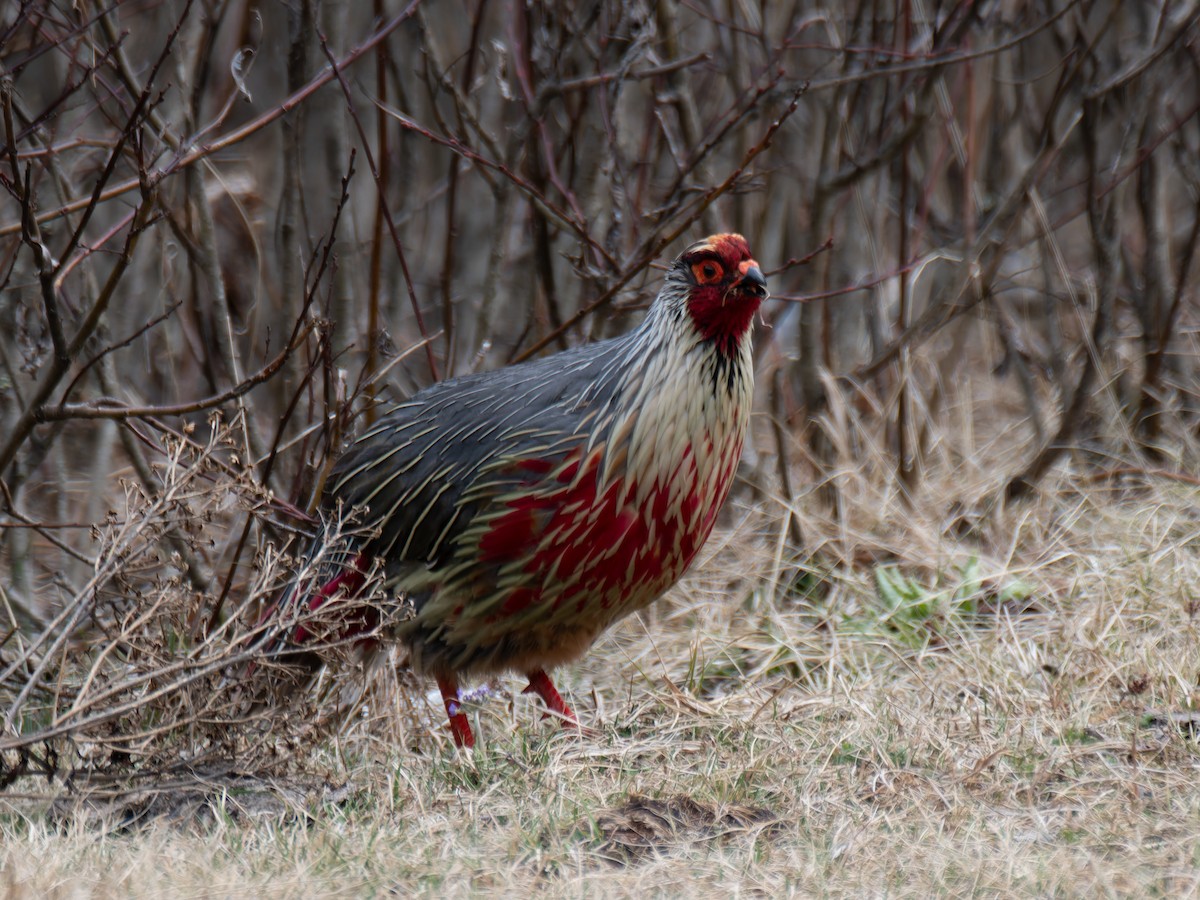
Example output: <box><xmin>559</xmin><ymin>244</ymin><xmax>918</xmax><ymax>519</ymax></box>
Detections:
<box><xmin>692</xmin><ymin>260</ymin><xmax>723</xmax><ymax>284</ymax></box>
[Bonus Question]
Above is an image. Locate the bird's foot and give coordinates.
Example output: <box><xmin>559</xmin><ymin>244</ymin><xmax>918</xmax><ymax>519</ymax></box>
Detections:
<box><xmin>436</xmin><ymin>673</ymin><xmax>476</xmax><ymax>749</ymax></box>
<box><xmin>523</xmin><ymin>669</ymin><xmax>596</xmax><ymax>737</ymax></box>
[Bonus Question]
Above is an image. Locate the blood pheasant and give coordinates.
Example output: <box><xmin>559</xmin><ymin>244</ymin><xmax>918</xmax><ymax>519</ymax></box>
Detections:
<box><xmin>271</xmin><ymin>234</ymin><xmax>767</xmax><ymax>748</ymax></box>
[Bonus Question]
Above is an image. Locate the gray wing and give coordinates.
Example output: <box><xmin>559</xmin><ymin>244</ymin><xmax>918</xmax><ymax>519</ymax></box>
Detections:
<box><xmin>326</xmin><ymin>336</ymin><xmax>630</xmax><ymax>565</ymax></box>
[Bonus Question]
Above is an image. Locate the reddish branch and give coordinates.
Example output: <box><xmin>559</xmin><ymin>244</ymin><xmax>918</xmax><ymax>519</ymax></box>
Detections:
<box><xmin>32</xmin><ymin>322</ymin><xmax>314</xmax><ymax>423</ymax></box>
<box><xmin>0</xmin><ymin>1</ymin><xmax>424</xmax><ymax>239</ymax></box>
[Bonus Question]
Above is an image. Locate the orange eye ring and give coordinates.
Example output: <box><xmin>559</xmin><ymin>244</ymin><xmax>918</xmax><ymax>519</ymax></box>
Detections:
<box><xmin>691</xmin><ymin>260</ymin><xmax>723</xmax><ymax>284</ymax></box>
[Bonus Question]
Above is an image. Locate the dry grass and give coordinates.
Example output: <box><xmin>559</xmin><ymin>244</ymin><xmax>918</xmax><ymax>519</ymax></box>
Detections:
<box><xmin>4</xmin><ymin>436</ymin><xmax>1200</xmax><ymax>897</ymax></box>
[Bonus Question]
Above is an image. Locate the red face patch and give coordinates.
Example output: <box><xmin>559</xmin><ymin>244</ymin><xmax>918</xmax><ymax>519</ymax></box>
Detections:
<box><xmin>681</xmin><ymin>234</ymin><xmax>766</xmax><ymax>356</ymax></box>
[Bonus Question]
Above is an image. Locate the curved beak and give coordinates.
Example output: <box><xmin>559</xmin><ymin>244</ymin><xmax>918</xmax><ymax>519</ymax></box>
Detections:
<box><xmin>737</xmin><ymin>262</ymin><xmax>768</xmax><ymax>299</ymax></box>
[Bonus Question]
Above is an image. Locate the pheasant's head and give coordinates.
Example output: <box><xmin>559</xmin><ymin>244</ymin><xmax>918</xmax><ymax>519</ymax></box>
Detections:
<box><xmin>669</xmin><ymin>233</ymin><xmax>767</xmax><ymax>356</ymax></box>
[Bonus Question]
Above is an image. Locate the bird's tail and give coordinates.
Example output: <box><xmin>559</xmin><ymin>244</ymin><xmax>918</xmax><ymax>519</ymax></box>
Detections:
<box><xmin>247</xmin><ymin>510</ymin><xmax>386</xmax><ymax>690</ymax></box>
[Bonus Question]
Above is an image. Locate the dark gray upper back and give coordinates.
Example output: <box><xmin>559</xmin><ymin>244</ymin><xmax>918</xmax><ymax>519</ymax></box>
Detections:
<box><xmin>325</xmin><ymin>331</ymin><xmax>641</xmax><ymax>565</ymax></box>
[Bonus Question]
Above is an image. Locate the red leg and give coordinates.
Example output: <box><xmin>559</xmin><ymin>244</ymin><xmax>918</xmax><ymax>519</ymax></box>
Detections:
<box><xmin>436</xmin><ymin>673</ymin><xmax>475</xmax><ymax>749</ymax></box>
<box><xmin>523</xmin><ymin>669</ymin><xmax>579</xmax><ymax>729</ymax></box>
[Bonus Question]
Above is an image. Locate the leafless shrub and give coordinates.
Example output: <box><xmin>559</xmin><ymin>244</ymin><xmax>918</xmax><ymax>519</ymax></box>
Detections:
<box><xmin>0</xmin><ymin>412</ymin><xmax>422</xmax><ymax>792</ymax></box>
